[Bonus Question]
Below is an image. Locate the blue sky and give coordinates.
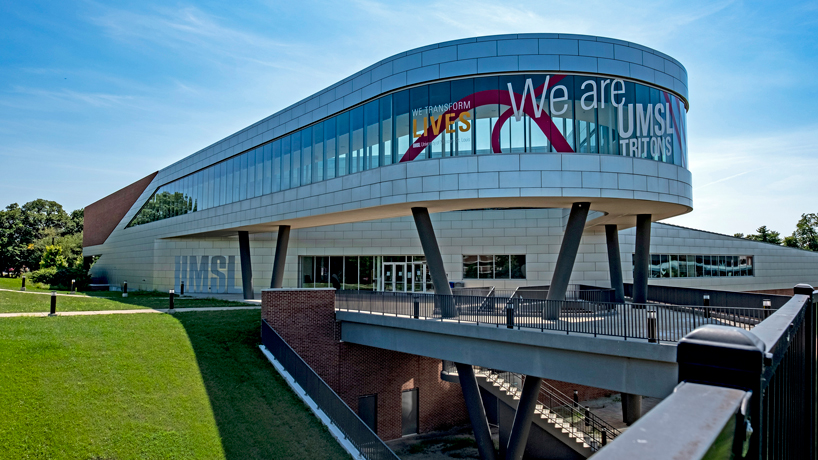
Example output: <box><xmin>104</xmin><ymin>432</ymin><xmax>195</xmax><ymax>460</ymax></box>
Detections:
<box><xmin>1</xmin><ymin>0</ymin><xmax>817</xmax><ymax>236</ymax></box>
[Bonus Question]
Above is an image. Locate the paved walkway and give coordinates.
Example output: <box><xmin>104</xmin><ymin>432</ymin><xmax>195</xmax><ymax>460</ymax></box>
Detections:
<box><xmin>0</xmin><ymin>306</ymin><xmax>261</xmax><ymax>318</ymax></box>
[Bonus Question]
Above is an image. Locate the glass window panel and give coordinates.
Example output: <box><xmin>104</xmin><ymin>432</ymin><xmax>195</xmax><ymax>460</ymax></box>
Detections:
<box><xmin>499</xmin><ymin>75</ymin><xmax>526</xmax><ymax>154</ymax></box>
<box><xmin>337</xmin><ymin>112</ymin><xmax>349</xmax><ymax>176</ymax></box>
<box><xmin>704</xmin><ymin>255</ymin><xmax>712</xmax><ymax>277</ymax></box>
<box><xmin>669</xmin><ymin>254</ymin><xmax>678</xmax><ymax>277</ymax></box>
<box><xmin>463</xmin><ymin>255</ymin><xmax>477</xmax><ymax>279</ymax></box>
<box><xmin>719</xmin><ymin>256</ymin><xmax>727</xmax><ymax>277</ymax></box>
<box><xmin>618</xmin><ymin>81</ymin><xmax>637</xmax><ymax>157</ymax></box>
<box><xmin>313</xmin><ymin>122</ymin><xmax>324</xmax><ymax>183</ymax></box>
<box><xmin>207</xmin><ymin>166</ymin><xmax>215</xmax><ymax>209</ymax></box>
<box><xmin>678</xmin><ymin>255</ymin><xmax>687</xmax><ymax>277</ymax></box>
<box><xmin>650</xmin><ymin>254</ymin><xmax>661</xmax><ymax>278</ymax></box>
<box><xmin>688</xmin><ymin>255</ymin><xmax>697</xmax><ymax>278</ymax></box>
<box><xmin>510</xmin><ymin>255</ymin><xmax>526</xmax><ymax>279</ymax></box>
<box><xmin>281</xmin><ymin>134</ymin><xmax>291</xmax><ymax>189</ymax></box>
<box><xmin>247</xmin><ymin>149</ymin><xmax>256</xmax><ymax>199</ymax></box>
<box><xmin>263</xmin><ymin>143</ymin><xmax>272</xmax><ymax>195</ymax></box>
<box><xmin>301</xmin><ymin>256</ymin><xmax>314</xmax><ymax>288</ymax></box>
<box><xmin>740</xmin><ymin>256</ymin><xmax>748</xmax><ymax>277</ymax></box>
<box><xmin>380</xmin><ymin>96</ymin><xmax>392</xmax><ymax>166</ymax></box>
<box><xmin>359</xmin><ymin>256</ymin><xmax>374</xmax><ymax>290</ymax></box>
<box><xmin>344</xmin><ymin>256</ymin><xmax>359</xmax><ymax>290</ymax></box>
<box><xmin>350</xmin><ymin>107</ymin><xmax>364</xmax><ymax>173</ymax></box>
<box><xmin>551</xmin><ymin>75</ymin><xmax>574</xmax><ymax>152</ymax></box>
<box><xmin>410</xmin><ymin>85</ymin><xmax>430</xmax><ymax>159</ymax></box>
<box><xmin>696</xmin><ymin>255</ymin><xmax>704</xmax><ymax>277</ymax></box>
<box><xmin>239</xmin><ymin>153</ymin><xmax>248</xmax><ymax>201</ymax></box>
<box><xmin>427</xmin><ymin>81</ymin><xmax>451</xmax><ymax>158</ymax></box>
<box><xmin>478</xmin><ymin>255</ymin><xmax>493</xmax><ymax>279</ymax></box>
<box><xmin>364</xmin><ymin>100</ymin><xmax>380</xmax><ymax>169</ymax></box>
<box><xmin>196</xmin><ymin>170</ymin><xmax>203</xmax><ymax>210</ymax></box>
<box><xmin>747</xmin><ymin>256</ymin><xmax>753</xmax><ymax>276</ymax></box>
<box><xmin>474</xmin><ymin>77</ymin><xmax>498</xmax><ymax>155</ymax></box>
<box><xmin>291</xmin><ymin>131</ymin><xmax>301</xmax><ymax>188</ymax></box>
<box><xmin>325</xmin><ymin>119</ymin><xmax>337</xmax><ymax>179</ymax></box>
<box><xmin>214</xmin><ymin>164</ymin><xmax>222</xmax><ymax>207</ymax></box>
<box><xmin>272</xmin><ymin>139</ymin><xmax>281</xmax><ymax>193</ymax></box>
<box><xmin>598</xmin><ymin>77</ymin><xmax>619</xmax><ymax>155</ymax></box>
<box><xmin>520</xmin><ymin>74</ymin><xmax>550</xmax><ymax>153</ymax></box>
<box><xmin>301</xmin><ymin>126</ymin><xmax>312</xmax><ymax>186</ymax></box>
<box><xmin>315</xmin><ymin>256</ymin><xmax>330</xmax><ymax>288</ymax></box>
<box><xmin>393</xmin><ymin>90</ymin><xmax>410</xmax><ymax>162</ymax></box>
<box><xmin>330</xmin><ymin>256</ymin><xmax>343</xmax><ymax>290</ymax></box>
<box><xmin>575</xmin><ymin>76</ymin><xmax>598</xmax><ymax>154</ymax></box>
<box><xmin>660</xmin><ymin>254</ymin><xmax>669</xmax><ymax>278</ymax></box>
<box><xmin>450</xmin><ymin>78</ymin><xmax>474</xmax><ymax>156</ymax></box>
<box><xmin>225</xmin><ymin>158</ymin><xmax>234</xmax><ymax>205</ymax></box>
<box><xmin>494</xmin><ymin>255</ymin><xmax>510</xmax><ymax>279</ymax></box>
<box><xmin>255</xmin><ymin>148</ymin><xmax>264</xmax><ymax>197</ymax></box>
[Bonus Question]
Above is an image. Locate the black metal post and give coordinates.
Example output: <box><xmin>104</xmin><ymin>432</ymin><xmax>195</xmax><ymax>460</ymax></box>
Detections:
<box><xmin>180</xmin><ymin>281</ymin><xmax>185</xmax><ymax>296</ymax></box>
<box><xmin>413</xmin><ymin>295</ymin><xmax>419</xmax><ymax>319</ymax></box>
<box><xmin>574</xmin><ymin>390</ymin><xmax>579</xmax><ymax>408</ymax></box>
<box><xmin>270</xmin><ymin>225</ymin><xmax>291</xmax><ymax>289</ymax></box>
<box><xmin>602</xmin><ymin>427</ymin><xmax>607</xmax><ymax>446</ymax></box>
<box><xmin>122</xmin><ymin>281</ymin><xmax>128</xmax><ymax>298</ymax></box>
<box><xmin>647</xmin><ymin>310</ymin><xmax>658</xmax><ymax>343</ymax></box>
<box><xmin>585</xmin><ymin>407</ymin><xmax>591</xmax><ymax>427</ymax></box>
<box><xmin>703</xmin><ymin>294</ymin><xmax>711</xmax><ymax>318</ymax></box>
<box><xmin>21</xmin><ymin>275</ymin><xmax>26</xmax><ymax>291</ymax></box>
<box><xmin>169</xmin><ymin>289</ymin><xmax>175</xmax><ymax>310</ymax></box>
<box><xmin>633</xmin><ymin>214</ymin><xmax>652</xmax><ymax>304</ymax></box>
<box><xmin>70</xmin><ymin>279</ymin><xmax>75</xmax><ymax>293</ymax></box>
<box><xmin>50</xmin><ymin>291</ymin><xmax>56</xmax><ymax>315</ymax></box>
<box><xmin>238</xmin><ymin>231</ymin><xmax>254</xmax><ymax>300</ymax></box>
<box><xmin>506</xmin><ymin>302</ymin><xmax>514</xmax><ymax>329</ymax></box>
<box><xmin>605</xmin><ymin>224</ymin><xmax>626</xmax><ymax>303</ymax></box>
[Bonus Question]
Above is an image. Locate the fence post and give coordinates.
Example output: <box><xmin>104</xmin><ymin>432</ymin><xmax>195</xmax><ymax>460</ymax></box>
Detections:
<box><xmin>49</xmin><ymin>291</ymin><xmax>56</xmax><ymax>316</ymax></box>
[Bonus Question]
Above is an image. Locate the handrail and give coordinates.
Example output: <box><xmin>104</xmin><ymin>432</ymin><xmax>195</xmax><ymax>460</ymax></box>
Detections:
<box><xmin>261</xmin><ymin>319</ymin><xmax>399</xmax><ymax>460</ymax></box>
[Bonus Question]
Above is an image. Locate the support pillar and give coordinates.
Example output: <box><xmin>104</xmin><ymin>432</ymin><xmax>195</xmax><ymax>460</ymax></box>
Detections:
<box><xmin>621</xmin><ymin>393</ymin><xmax>643</xmax><ymax>425</ymax></box>
<box><xmin>411</xmin><ymin>207</ymin><xmax>456</xmax><ymax>316</ymax></box>
<box><xmin>633</xmin><ymin>214</ymin><xmax>652</xmax><ymax>305</ymax></box>
<box><xmin>505</xmin><ymin>375</ymin><xmax>542</xmax><ymax>460</ymax></box>
<box><xmin>270</xmin><ymin>225</ymin><xmax>290</xmax><ymax>289</ymax></box>
<box><xmin>605</xmin><ymin>224</ymin><xmax>626</xmax><ymax>304</ymax></box>
<box><xmin>544</xmin><ymin>203</ymin><xmax>590</xmax><ymax>320</ymax></box>
<box><xmin>455</xmin><ymin>363</ymin><xmax>497</xmax><ymax>460</ymax></box>
<box><xmin>238</xmin><ymin>231</ymin><xmax>253</xmax><ymax>300</ymax></box>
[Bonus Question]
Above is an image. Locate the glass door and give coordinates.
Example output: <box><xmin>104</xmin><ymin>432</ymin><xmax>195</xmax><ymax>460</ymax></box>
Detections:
<box><xmin>395</xmin><ymin>264</ymin><xmax>406</xmax><ymax>292</ymax></box>
<box><xmin>384</xmin><ymin>264</ymin><xmax>394</xmax><ymax>291</ymax></box>
<box><xmin>412</xmin><ymin>263</ymin><xmax>426</xmax><ymax>293</ymax></box>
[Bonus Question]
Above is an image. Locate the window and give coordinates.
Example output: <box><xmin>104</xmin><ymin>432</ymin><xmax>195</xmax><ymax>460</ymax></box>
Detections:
<box><xmin>463</xmin><ymin>254</ymin><xmax>526</xmax><ymax>279</ymax></box>
<box><xmin>300</xmin><ymin>256</ymin><xmax>377</xmax><ymax>291</ymax></box>
<box><xmin>638</xmin><ymin>254</ymin><xmax>754</xmax><ymax>278</ymax></box>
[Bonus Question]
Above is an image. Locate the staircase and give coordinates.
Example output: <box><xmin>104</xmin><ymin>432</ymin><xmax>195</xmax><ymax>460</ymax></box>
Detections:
<box><xmin>469</xmin><ymin>366</ymin><xmax>621</xmax><ymax>457</ymax></box>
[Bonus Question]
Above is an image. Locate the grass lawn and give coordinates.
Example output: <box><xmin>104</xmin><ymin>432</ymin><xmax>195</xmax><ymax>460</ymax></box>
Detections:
<box><xmin>0</xmin><ymin>310</ymin><xmax>349</xmax><ymax>459</ymax></box>
<box><xmin>0</xmin><ymin>276</ymin><xmax>54</xmax><ymax>292</ymax></box>
<box><xmin>0</xmin><ymin>288</ymin><xmax>251</xmax><ymax>314</ymax></box>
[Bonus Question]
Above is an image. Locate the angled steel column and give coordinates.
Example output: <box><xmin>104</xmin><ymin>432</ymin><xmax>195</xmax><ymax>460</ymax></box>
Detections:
<box><xmin>633</xmin><ymin>214</ymin><xmax>652</xmax><ymax>304</ymax></box>
<box><xmin>605</xmin><ymin>224</ymin><xmax>626</xmax><ymax>303</ymax></box>
<box><xmin>455</xmin><ymin>363</ymin><xmax>497</xmax><ymax>460</ymax></box>
<box><xmin>545</xmin><ymin>202</ymin><xmax>590</xmax><ymax>321</ymax></box>
<box><xmin>270</xmin><ymin>225</ymin><xmax>290</xmax><ymax>289</ymax></box>
<box><xmin>505</xmin><ymin>375</ymin><xmax>542</xmax><ymax>460</ymax></box>
<box><xmin>411</xmin><ymin>207</ymin><xmax>454</xmax><ymax>300</ymax></box>
<box><xmin>238</xmin><ymin>231</ymin><xmax>254</xmax><ymax>300</ymax></box>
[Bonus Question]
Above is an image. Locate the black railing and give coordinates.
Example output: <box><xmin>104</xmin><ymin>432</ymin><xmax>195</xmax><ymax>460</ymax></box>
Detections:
<box><xmin>624</xmin><ymin>283</ymin><xmax>790</xmax><ymax>309</ymax></box>
<box><xmin>336</xmin><ymin>290</ymin><xmax>773</xmax><ymax>343</ymax></box>
<box><xmin>261</xmin><ymin>320</ymin><xmax>399</xmax><ymax>460</ymax></box>
<box><xmin>594</xmin><ymin>284</ymin><xmax>817</xmax><ymax>459</ymax></box>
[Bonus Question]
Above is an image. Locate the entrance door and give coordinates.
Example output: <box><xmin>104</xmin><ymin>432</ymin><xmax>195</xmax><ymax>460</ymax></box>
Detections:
<box><xmin>384</xmin><ymin>264</ymin><xmax>395</xmax><ymax>292</ymax></box>
<box><xmin>412</xmin><ymin>263</ymin><xmax>426</xmax><ymax>293</ymax></box>
<box><xmin>401</xmin><ymin>388</ymin><xmax>418</xmax><ymax>436</ymax></box>
<box><xmin>395</xmin><ymin>264</ymin><xmax>406</xmax><ymax>292</ymax></box>
<box><xmin>359</xmin><ymin>394</ymin><xmax>377</xmax><ymax>432</ymax></box>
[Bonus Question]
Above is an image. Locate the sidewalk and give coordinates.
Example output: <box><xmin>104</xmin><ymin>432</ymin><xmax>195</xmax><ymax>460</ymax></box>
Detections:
<box><xmin>0</xmin><ymin>305</ymin><xmax>261</xmax><ymax>318</ymax></box>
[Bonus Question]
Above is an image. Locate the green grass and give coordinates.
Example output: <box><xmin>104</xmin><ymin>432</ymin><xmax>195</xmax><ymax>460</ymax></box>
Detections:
<box><xmin>0</xmin><ymin>276</ymin><xmax>53</xmax><ymax>292</ymax></box>
<box><xmin>0</xmin><ymin>288</ymin><xmax>250</xmax><ymax>314</ymax></box>
<box><xmin>0</xmin><ymin>310</ymin><xmax>349</xmax><ymax>460</ymax></box>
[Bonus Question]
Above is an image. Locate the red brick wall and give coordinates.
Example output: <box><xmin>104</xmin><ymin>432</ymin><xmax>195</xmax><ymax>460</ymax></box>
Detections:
<box><xmin>262</xmin><ymin>289</ymin><xmax>468</xmax><ymax>440</ymax></box>
<box><xmin>83</xmin><ymin>172</ymin><xmax>158</xmax><ymax>248</ymax></box>
<box><xmin>746</xmin><ymin>288</ymin><xmax>795</xmax><ymax>296</ymax></box>
<box><xmin>543</xmin><ymin>379</ymin><xmax>615</xmax><ymax>403</ymax></box>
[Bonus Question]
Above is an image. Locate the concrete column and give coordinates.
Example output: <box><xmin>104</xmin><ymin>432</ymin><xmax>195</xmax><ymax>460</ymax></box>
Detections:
<box><xmin>455</xmin><ymin>363</ymin><xmax>497</xmax><ymax>460</ymax></box>
<box><xmin>238</xmin><ymin>231</ymin><xmax>253</xmax><ymax>300</ymax></box>
<box><xmin>411</xmin><ymin>208</ymin><xmax>456</xmax><ymax>317</ymax></box>
<box><xmin>505</xmin><ymin>375</ymin><xmax>542</xmax><ymax>460</ymax></box>
<box><xmin>633</xmin><ymin>214</ymin><xmax>652</xmax><ymax>304</ymax></box>
<box><xmin>270</xmin><ymin>225</ymin><xmax>290</xmax><ymax>289</ymax></box>
<box><xmin>622</xmin><ymin>393</ymin><xmax>643</xmax><ymax>425</ymax></box>
<box><xmin>544</xmin><ymin>203</ymin><xmax>590</xmax><ymax>320</ymax></box>
<box><xmin>605</xmin><ymin>224</ymin><xmax>626</xmax><ymax>304</ymax></box>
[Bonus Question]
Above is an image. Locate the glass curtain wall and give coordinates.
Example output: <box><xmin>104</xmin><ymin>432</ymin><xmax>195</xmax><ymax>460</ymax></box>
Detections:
<box><xmin>128</xmin><ymin>73</ymin><xmax>688</xmax><ymax>227</ymax></box>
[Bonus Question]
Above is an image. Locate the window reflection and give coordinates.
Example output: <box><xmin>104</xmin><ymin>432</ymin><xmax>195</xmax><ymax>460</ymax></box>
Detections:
<box><xmin>639</xmin><ymin>254</ymin><xmax>754</xmax><ymax>279</ymax></box>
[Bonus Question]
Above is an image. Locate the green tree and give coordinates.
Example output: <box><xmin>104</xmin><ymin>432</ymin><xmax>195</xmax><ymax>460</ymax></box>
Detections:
<box><xmin>0</xmin><ymin>199</ymin><xmax>84</xmax><ymax>272</ymax></box>
<box><xmin>746</xmin><ymin>226</ymin><xmax>782</xmax><ymax>245</ymax></box>
<box><xmin>784</xmin><ymin>235</ymin><xmax>799</xmax><ymax>248</ymax></box>
<box><xmin>791</xmin><ymin>213</ymin><xmax>818</xmax><ymax>251</ymax></box>
<box><xmin>40</xmin><ymin>245</ymin><xmax>68</xmax><ymax>269</ymax></box>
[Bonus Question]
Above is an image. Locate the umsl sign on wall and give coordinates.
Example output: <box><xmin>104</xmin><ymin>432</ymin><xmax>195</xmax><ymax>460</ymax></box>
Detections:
<box><xmin>174</xmin><ymin>255</ymin><xmax>242</xmax><ymax>294</ymax></box>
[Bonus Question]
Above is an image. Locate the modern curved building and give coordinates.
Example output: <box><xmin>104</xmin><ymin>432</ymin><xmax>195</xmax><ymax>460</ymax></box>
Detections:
<box><xmin>83</xmin><ymin>33</ymin><xmax>816</xmax><ymax>300</ymax></box>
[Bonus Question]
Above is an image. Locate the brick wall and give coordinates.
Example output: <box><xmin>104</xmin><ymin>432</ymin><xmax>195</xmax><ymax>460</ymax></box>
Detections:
<box><xmin>83</xmin><ymin>172</ymin><xmax>158</xmax><ymax>248</ymax></box>
<box><xmin>262</xmin><ymin>289</ymin><xmax>468</xmax><ymax>440</ymax></box>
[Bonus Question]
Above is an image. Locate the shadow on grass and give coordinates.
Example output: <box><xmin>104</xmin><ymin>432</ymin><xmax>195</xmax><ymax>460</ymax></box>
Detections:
<box><xmin>172</xmin><ymin>310</ymin><xmax>349</xmax><ymax>460</ymax></box>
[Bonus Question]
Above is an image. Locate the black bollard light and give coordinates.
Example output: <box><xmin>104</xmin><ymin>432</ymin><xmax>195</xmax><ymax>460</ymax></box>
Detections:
<box><xmin>70</xmin><ymin>279</ymin><xmax>75</xmax><ymax>294</ymax></box>
<box><xmin>180</xmin><ymin>281</ymin><xmax>185</xmax><ymax>296</ymax></box>
<box><xmin>585</xmin><ymin>407</ymin><xmax>591</xmax><ymax>427</ymax></box>
<box><xmin>647</xmin><ymin>309</ymin><xmax>658</xmax><ymax>343</ymax></box>
<box><xmin>573</xmin><ymin>390</ymin><xmax>579</xmax><ymax>408</ymax></box>
<box><xmin>169</xmin><ymin>289</ymin><xmax>175</xmax><ymax>310</ymax></box>
<box><xmin>506</xmin><ymin>302</ymin><xmax>514</xmax><ymax>329</ymax></box>
<box><xmin>122</xmin><ymin>281</ymin><xmax>128</xmax><ymax>298</ymax></box>
<box><xmin>413</xmin><ymin>294</ymin><xmax>419</xmax><ymax>319</ymax></box>
<box><xmin>763</xmin><ymin>298</ymin><xmax>771</xmax><ymax>310</ymax></box>
<box><xmin>703</xmin><ymin>294</ymin><xmax>710</xmax><ymax>318</ymax></box>
<box><xmin>21</xmin><ymin>275</ymin><xmax>26</xmax><ymax>291</ymax></box>
<box><xmin>50</xmin><ymin>291</ymin><xmax>57</xmax><ymax>316</ymax></box>
<box><xmin>602</xmin><ymin>427</ymin><xmax>607</xmax><ymax>446</ymax></box>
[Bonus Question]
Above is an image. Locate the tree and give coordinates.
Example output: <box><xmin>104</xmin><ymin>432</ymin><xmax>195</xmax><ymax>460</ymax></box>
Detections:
<box><xmin>784</xmin><ymin>235</ymin><xmax>799</xmax><ymax>248</ymax></box>
<box><xmin>746</xmin><ymin>226</ymin><xmax>782</xmax><ymax>245</ymax></box>
<box><xmin>733</xmin><ymin>233</ymin><xmax>745</xmax><ymax>238</ymax></box>
<box><xmin>0</xmin><ymin>199</ymin><xmax>83</xmax><ymax>273</ymax></box>
<box><xmin>40</xmin><ymin>245</ymin><xmax>68</xmax><ymax>269</ymax></box>
<box><xmin>791</xmin><ymin>213</ymin><xmax>818</xmax><ymax>252</ymax></box>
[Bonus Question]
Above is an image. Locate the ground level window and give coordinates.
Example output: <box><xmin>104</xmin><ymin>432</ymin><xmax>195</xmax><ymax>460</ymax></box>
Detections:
<box><xmin>463</xmin><ymin>254</ymin><xmax>526</xmax><ymax>279</ymax></box>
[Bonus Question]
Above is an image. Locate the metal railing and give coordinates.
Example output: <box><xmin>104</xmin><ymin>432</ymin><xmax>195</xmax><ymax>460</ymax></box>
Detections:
<box><xmin>593</xmin><ymin>284</ymin><xmax>817</xmax><ymax>459</ymax></box>
<box><xmin>336</xmin><ymin>290</ymin><xmax>773</xmax><ymax>343</ymax></box>
<box><xmin>624</xmin><ymin>283</ymin><xmax>790</xmax><ymax>309</ymax></box>
<box><xmin>261</xmin><ymin>319</ymin><xmax>399</xmax><ymax>460</ymax></box>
